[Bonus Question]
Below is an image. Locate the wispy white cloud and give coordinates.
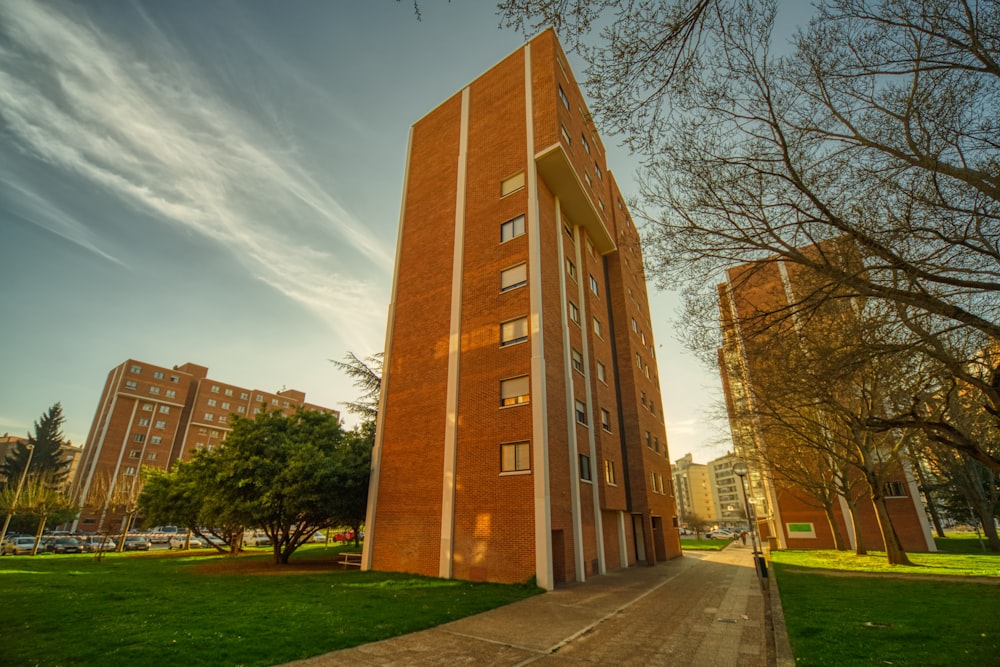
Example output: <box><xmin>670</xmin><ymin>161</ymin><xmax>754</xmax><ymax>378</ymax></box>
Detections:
<box><xmin>0</xmin><ymin>1</ymin><xmax>392</xmax><ymax>342</ymax></box>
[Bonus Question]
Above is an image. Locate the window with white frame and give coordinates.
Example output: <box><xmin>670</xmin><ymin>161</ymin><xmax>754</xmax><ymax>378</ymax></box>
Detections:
<box><xmin>207</xmin><ymin>399</ymin><xmax>217</xmax><ymax>407</ymax></box>
<box><xmin>561</xmin><ymin>124</ymin><xmax>572</xmax><ymax>145</ymax></box>
<box><xmin>558</xmin><ymin>84</ymin><xmax>569</xmax><ymax>109</ymax></box>
<box><xmin>138</xmin><ymin>418</ymin><xmax>150</xmax><ymax>427</ymax></box>
<box><xmin>130</xmin><ymin>365</ymin><xmax>142</xmax><ymax>374</ymax></box>
<box><xmin>170</xmin><ymin>375</ymin><xmax>180</xmax><ymax>383</ymax></box>
<box><xmin>572</xmin><ymin>348</ymin><xmax>584</xmax><ymax>373</ymax></box>
<box><xmin>155</xmin><ymin>421</ymin><xmax>166</xmax><ymax>429</ymax></box>
<box><xmin>500</xmin><ymin>376</ymin><xmax>530</xmax><ymax>407</ymax></box>
<box><xmin>592</xmin><ymin>317</ymin><xmax>602</xmax><ymax>338</ymax></box>
<box><xmin>124</xmin><ymin>466</ymin><xmax>136</xmax><ymax>476</ymax></box>
<box><xmin>204</xmin><ymin>413</ymin><xmax>214</xmax><ymax>421</ymax></box>
<box><xmin>500</xmin><ymin>214</ymin><xmax>526</xmax><ymax>242</ymax></box>
<box><xmin>125</xmin><ymin>380</ymin><xmax>137</xmax><ymax>390</ymax></box>
<box><xmin>221</xmin><ymin>402</ymin><xmax>230</xmax><ymax>410</ymax></box>
<box><xmin>153</xmin><ymin>371</ymin><xmax>164</xmax><ymax>379</ymax></box>
<box><xmin>240</xmin><ymin>392</ymin><xmax>249</xmax><ymax>400</ymax></box>
<box><xmin>147</xmin><ymin>452</ymin><xmax>158</xmax><ymax>461</ymax></box>
<box><xmin>569</xmin><ymin>301</ymin><xmax>580</xmax><ymax>324</ymax></box>
<box><xmin>150</xmin><ymin>436</ymin><xmax>162</xmax><ymax>445</ymax></box>
<box><xmin>159</xmin><ymin>405</ymin><xmax>170</xmax><ymax>414</ymax></box>
<box><xmin>165</xmin><ymin>390</ymin><xmax>176</xmax><ymax>398</ymax></box>
<box><xmin>501</xmin><ymin>441</ymin><xmax>530</xmax><ymax>473</ymax></box>
<box><xmin>575</xmin><ymin>399</ymin><xmax>587</xmax><ymax>425</ymax></box>
<box><xmin>142</xmin><ymin>403</ymin><xmax>153</xmax><ymax>412</ymax></box>
<box><xmin>224</xmin><ymin>388</ymin><xmax>233</xmax><ymax>396</ymax></box>
<box><xmin>133</xmin><ymin>434</ymin><xmax>145</xmax><ymax>443</ymax></box>
<box><xmin>645</xmin><ymin>431</ymin><xmax>652</xmax><ymax>448</ymax></box>
<box><xmin>500</xmin><ymin>263</ymin><xmax>527</xmax><ymax>292</ymax></box>
<box><xmin>149</xmin><ymin>386</ymin><xmax>160</xmax><ymax>395</ymax></box>
<box><xmin>597</xmin><ymin>361</ymin><xmax>607</xmax><ymax>383</ymax></box>
<box><xmin>501</xmin><ymin>317</ymin><xmax>528</xmax><ymax>347</ymax></box>
<box><xmin>581</xmin><ymin>133</ymin><xmax>590</xmax><ymax>153</ymax></box>
<box><xmin>566</xmin><ymin>258</ymin><xmax>577</xmax><ymax>280</ymax></box>
<box><xmin>211</xmin><ymin>385</ymin><xmax>220</xmax><ymax>393</ymax></box>
<box><xmin>501</xmin><ymin>171</ymin><xmax>525</xmax><ymax>196</ymax></box>
<box><xmin>129</xmin><ymin>450</ymin><xmax>141</xmax><ymax>459</ymax></box>
<box><xmin>601</xmin><ymin>408</ymin><xmax>611</xmax><ymax>432</ymax></box>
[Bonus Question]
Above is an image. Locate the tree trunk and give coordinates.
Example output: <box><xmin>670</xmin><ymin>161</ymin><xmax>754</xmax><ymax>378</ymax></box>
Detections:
<box><xmin>842</xmin><ymin>494</ymin><xmax>867</xmax><ymax>555</ymax></box>
<box><xmin>822</xmin><ymin>502</ymin><xmax>849</xmax><ymax>550</ymax></box>
<box><xmin>870</xmin><ymin>491</ymin><xmax>913</xmax><ymax>565</ymax></box>
<box><xmin>972</xmin><ymin>501</ymin><xmax>1000</xmax><ymax>552</ymax></box>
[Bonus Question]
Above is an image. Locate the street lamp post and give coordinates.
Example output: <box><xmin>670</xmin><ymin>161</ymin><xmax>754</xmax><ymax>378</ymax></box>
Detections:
<box><xmin>732</xmin><ymin>459</ymin><xmax>767</xmax><ymax>586</ymax></box>
<box><xmin>0</xmin><ymin>444</ymin><xmax>36</xmax><ymax>547</ymax></box>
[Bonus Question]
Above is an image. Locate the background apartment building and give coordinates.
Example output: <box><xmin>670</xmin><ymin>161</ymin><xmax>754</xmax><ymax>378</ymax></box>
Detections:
<box><xmin>363</xmin><ymin>29</ymin><xmax>680</xmax><ymax>590</ymax></box>
<box><xmin>671</xmin><ymin>453</ymin><xmax>714</xmax><ymax>527</ymax></box>
<box><xmin>69</xmin><ymin>359</ymin><xmax>338</xmax><ymax>532</ymax></box>
<box><xmin>718</xmin><ymin>250</ymin><xmax>934</xmax><ymax>551</ymax></box>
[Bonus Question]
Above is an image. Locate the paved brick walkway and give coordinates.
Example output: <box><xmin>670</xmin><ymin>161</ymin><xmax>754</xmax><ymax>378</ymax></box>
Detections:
<box><xmin>282</xmin><ymin>542</ymin><xmax>790</xmax><ymax>666</ymax></box>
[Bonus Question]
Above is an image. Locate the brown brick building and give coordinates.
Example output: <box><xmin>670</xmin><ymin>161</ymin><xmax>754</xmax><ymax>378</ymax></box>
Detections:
<box><xmin>69</xmin><ymin>359</ymin><xmax>338</xmax><ymax>532</ymax></box>
<box><xmin>718</xmin><ymin>251</ymin><xmax>935</xmax><ymax>552</ymax></box>
<box><xmin>363</xmin><ymin>30</ymin><xmax>680</xmax><ymax>589</ymax></box>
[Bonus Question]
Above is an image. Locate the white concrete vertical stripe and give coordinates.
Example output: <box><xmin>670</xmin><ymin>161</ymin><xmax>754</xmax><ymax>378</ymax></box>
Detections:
<box><xmin>439</xmin><ymin>87</ymin><xmax>470</xmax><ymax>578</ymax></box>
<box><xmin>525</xmin><ymin>44</ymin><xmax>554</xmax><ymax>592</ymax></box>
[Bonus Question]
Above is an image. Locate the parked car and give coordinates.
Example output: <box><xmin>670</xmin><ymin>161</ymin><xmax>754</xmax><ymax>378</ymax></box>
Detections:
<box><xmin>203</xmin><ymin>535</ymin><xmax>228</xmax><ymax>549</ymax></box>
<box><xmin>168</xmin><ymin>535</ymin><xmax>205</xmax><ymax>549</ymax></box>
<box><xmin>80</xmin><ymin>536</ymin><xmax>117</xmax><ymax>552</ymax></box>
<box><xmin>706</xmin><ymin>529</ymin><xmax>735</xmax><ymax>540</ymax></box>
<box><xmin>122</xmin><ymin>536</ymin><xmax>151</xmax><ymax>551</ymax></box>
<box><xmin>46</xmin><ymin>537</ymin><xmax>84</xmax><ymax>554</ymax></box>
<box><xmin>1</xmin><ymin>536</ymin><xmax>40</xmax><ymax>556</ymax></box>
<box><xmin>148</xmin><ymin>526</ymin><xmax>180</xmax><ymax>544</ymax></box>
<box><xmin>242</xmin><ymin>532</ymin><xmax>271</xmax><ymax>547</ymax></box>
<box><xmin>311</xmin><ymin>531</ymin><xmax>327</xmax><ymax>542</ymax></box>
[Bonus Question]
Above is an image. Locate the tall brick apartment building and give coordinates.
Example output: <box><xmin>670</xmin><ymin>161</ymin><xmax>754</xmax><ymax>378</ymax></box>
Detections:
<box><xmin>69</xmin><ymin>359</ymin><xmax>337</xmax><ymax>532</ymax></box>
<box><xmin>718</xmin><ymin>251</ymin><xmax>935</xmax><ymax>552</ymax></box>
<box><xmin>363</xmin><ymin>30</ymin><xmax>680</xmax><ymax>590</ymax></box>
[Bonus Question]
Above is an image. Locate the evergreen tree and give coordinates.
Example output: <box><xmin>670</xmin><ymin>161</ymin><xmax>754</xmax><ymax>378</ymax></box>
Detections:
<box><xmin>1</xmin><ymin>403</ymin><xmax>70</xmax><ymax>487</ymax></box>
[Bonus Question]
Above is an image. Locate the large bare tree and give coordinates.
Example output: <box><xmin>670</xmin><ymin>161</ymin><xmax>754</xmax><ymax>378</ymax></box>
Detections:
<box><xmin>500</xmin><ymin>0</ymin><xmax>1000</xmax><ymax>472</ymax></box>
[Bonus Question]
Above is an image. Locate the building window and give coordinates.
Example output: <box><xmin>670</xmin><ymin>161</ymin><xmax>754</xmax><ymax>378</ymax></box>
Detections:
<box><xmin>641</xmin><ymin>391</ymin><xmax>647</xmax><ymax>406</ymax></box>
<box><xmin>651</xmin><ymin>471</ymin><xmax>658</xmax><ymax>491</ymax></box>
<box><xmin>130</xmin><ymin>365</ymin><xmax>142</xmax><ymax>374</ymax></box>
<box><xmin>592</xmin><ymin>317</ymin><xmax>602</xmax><ymax>338</ymax></box>
<box><xmin>572</xmin><ymin>349</ymin><xmax>584</xmax><ymax>373</ymax></box>
<box><xmin>210</xmin><ymin>385</ymin><xmax>220</xmax><ymax>393</ymax></box>
<box><xmin>500</xmin><ymin>263</ymin><xmax>527</xmax><ymax>292</ymax></box>
<box><xmin>129</xmin><ymin>450</ymin><xmax>141</xmax><ymax>459</ymax></box>
<box><xmin>501</xmin><ymin>171</ymin><xmax>525</xmax><ymax>196</ymax></box>
<box><xmin>645</xmin><ymin>431</ymin><xmax>652</xmax><ymax>449</ymax></box>
<box><xmin>632</xmin><ymin>317</ymin><xmax>638</xmax><ymax>333</ymax></box>
<box><xmin>170</xmin><ymin>375</ymin><xmax>180</xmax><ymax>383</ymax></box>
<box><xmin>605</xmin><ymin>460</ymin><xmax>616</xmax><ymax>485</ymax></box>
<box><xmin>159</xmin><ymin>405</ymin><xmax>170</xmax><ymax>414</ymax></box>
<box><xmin>147</xmin><ymin>452</ymin><xmax>158</xmax><ymax>461</ymax></box>
<box><xmin>155</xmin><ymin>421</ymin><xmax>166</xmax><ymax>429</ymax></box>
<box><xmin>207</xmin><ymin>399</ymin><xmax>217</xmax><ymax>407</ymax></box>
<box><xmin>237</xmin><ymin>406</ymin><xmax>245</xmax><ymax>413</ymax></box>
<box><xmin>124</xmin><ymin>466</ymin><xmax>136</xmax><ymax>476</ymax></box>
<box><xmin>581</xmin><ymin>133</ymin><xmax>590</xmax><ymax>153</ymax></box>
<box><xmin>579</xmin><ymin>454</ymin><xmax>592</xmax><ymax>481</ymax></box>
<box><xmin>218</xmin><ymin>415</ymin><xmax>228</xmax><ymax>424</ymax></box>
<box><xmin>270</xmin><ymin>398</ymin><xmax>278</xmax><ymax>406</ymax></box>
<box><xmin>501</xmin><ymin>441</ymin><xmax>530</xmax><ymax>473</ymax></box>
<box><xmin>566</xmin><ymin>258</ymin><xmax>577</xmax><ymax>280</ymax></box>
<box><xmin>125</xmin><ymin>380</ymin><xmax>137</xmax><ymax>390</ymax></box>
<box><xmin>558</xmin><ymin>84</ymin><xmax>569</xmax><ymax>109</ymax></box>
<box><xmin>595</xmin><ymin>162</ymin><xmax>602</xmax><ymax>180</ymax></box>
<box><xmin>654</xmin><ymin>437</ymin><xmax>660</xmax><ymax>453</ymax></box>
<box><xmin>500</xmin><ymin>214</ymin><xmax>526</xmax><ymax>242</ymax></box>
<box><xmin>138</xmin><ymin>418</ymin><xmax>150</xmax><ymax>427</ymax></box>
<box><xmin>884</xmin><ymin>481</ymin><xmax>907</xmax><ymax>498</ymax></box>
<box><xmin>150</xmin><ymin>436</ymin><xmax>162</xmax><ymax>445</ymax></box>
<box><xmin>501</xmin><ymin>317</ymin><xmax>529</xmax><ymax>347</ymax></box>
<box><xmin>165</xmin><ymin>390</ymin><xmax>176</xmax><ymax>398</ymax></box>
<box><xmin>153</xmin><ymin>371</ymin><xmax>164</xmax><ymax>379</ymax></box>
<box><xmin>575</xmin><ymin>399</ymin><xmax>587</xmax><ymax>425</ymax></box>
<box><xmin>133</xmin><ymin>434</ymin><xmax>145</xmax><ymax>443</ymax></box>
<box><xmin>142</xmin><ymin>403</ymin><xmax>153</xmax><ymax>412</ymax></box>
<box><xmin>569</xmin><ymin>301</ymin><xmax>580</xmax><ymax>324</ymax></box>
<box><xmin>561</xmin><ymin>124</ymin><xmax>572</xmax><ymax>146</ymax></box>
<box><xmin>221</xmin><ymin>402</ymin><xmax>231</xmax><ymax>410</ymax></box>
<box><xmin>224</xmin><ymin>388</ymin><xmax>233</xmax><ymax>396</ymax></box>
<box><xmin>149</xmin><ymin>386</ymin><xmax>160</xmax><ymax>395</ymax></box>
<box><xmin>240</xmin><ymin>392</ymin><xmax>249</xmax><ymax>400</ymax></box>
<box><xmin>597</xmin><ymin>361</ymin><xmax>607</xmax><ymax>384</ymax></box>
<box><xmin>195</xmin><ymin>443</ymin><xmax>205</xmax><ymax>451</ymax></box>
<box><xmin>254</xmin><ymin>407</ymin><xmax>261</xmax><ymax>415</ymax></box>
<box><xmin>500</xmin><ymin>376</ymin><xmax>530</xmax><ymax>407</ymax></box>
<box><xmin>204</xmin><ymin>413</ymin><xmax>214</xmax><ymax>421</ymax></box>
<box><xmin>584</xmin><ymin>171</ymin><xmax>592</xmax><ymax>188</ymax></box>
<box><xmin>601</xmin><ymin>408</ymin><xmax>611</xmax><ymax>432</ymax></box>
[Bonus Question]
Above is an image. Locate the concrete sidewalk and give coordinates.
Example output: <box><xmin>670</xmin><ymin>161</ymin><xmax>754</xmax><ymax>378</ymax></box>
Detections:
<box><xmin>282</xmin><ymin>542</ymin><xmax>792</xmax><ymax>666</ymax></box>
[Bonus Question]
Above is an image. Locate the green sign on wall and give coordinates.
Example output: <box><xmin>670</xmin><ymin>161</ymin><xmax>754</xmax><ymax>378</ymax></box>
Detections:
<box><xmin>788</xmin><ymin>523</ymin><xmax>813</xmax><ymax>533</ymax></box>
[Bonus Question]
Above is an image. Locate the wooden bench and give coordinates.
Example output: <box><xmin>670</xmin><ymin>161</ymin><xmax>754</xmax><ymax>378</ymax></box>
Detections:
<box><xmin>339</xmin><ymin>552</ymin><xmax>362</xmax><ymax>568</ymax></box>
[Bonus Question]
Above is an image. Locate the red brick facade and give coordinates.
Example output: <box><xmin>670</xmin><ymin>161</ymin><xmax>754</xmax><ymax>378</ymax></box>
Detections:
<box><xmin>365</xmin><ymin>30</ymin><xmax>680</xmax><ymax>589</ymax></box>
<box><xmin>69</xmin><ymin>359</ymin><xmax>337</xmax><ymax>532</ymax></box>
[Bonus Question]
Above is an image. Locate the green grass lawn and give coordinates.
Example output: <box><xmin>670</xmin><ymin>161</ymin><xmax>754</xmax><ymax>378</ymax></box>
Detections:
<box><xmin>0</xmin><ymin>544</ymin><xmax>541</xmax><ymax>667</ymax></box>
<box><xmin>772</xmin><ymin>548</ymin><xmax>1000</xmax><ymax>666</ymax></box>
<box><xmin>934</xmin><ymin>531</ymin><xmax>998</xmax><ymax>554</ymax></box>
<box><xmin>679</xmin><ymin>537</ymin><xmax>733</xmax><ymax>551</ymax></box>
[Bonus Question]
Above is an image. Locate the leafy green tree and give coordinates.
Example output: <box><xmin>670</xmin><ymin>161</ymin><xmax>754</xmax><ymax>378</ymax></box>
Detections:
<box><xmin>197</xmin><ymin>408</ymin><xmax>348</xmax><ymax>564</ymax></box>
<box><xmin>330</xmin><ymin>421</ymin><xmax>373</xmax><ymax>546</ymax></box>
<box><xmin>1</xmin><ymin>403</ymin><xmax>70</xmax><ymax>486</ymax></box>
<box><xmin>331</xmin><ymin>352</ymin><xmax>382</xmax><ymax>421</ymax></box>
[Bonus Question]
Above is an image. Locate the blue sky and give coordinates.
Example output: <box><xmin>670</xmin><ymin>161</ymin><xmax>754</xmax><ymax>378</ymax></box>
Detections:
<box><xmin>1</xmin><ymin>1</ymin><xmax>809</xmax><ymax>463</ymax></box>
